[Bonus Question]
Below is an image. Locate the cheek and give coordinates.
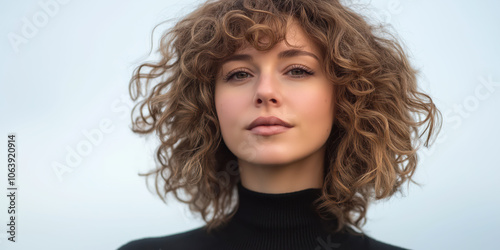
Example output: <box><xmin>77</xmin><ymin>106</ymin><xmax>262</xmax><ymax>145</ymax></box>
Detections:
<box><xmin>293</xmin><ymin>86</ymin><xmax>334</xmax><ymax>131</ymax></box>
<box><xmin>215</xmin><ymin>88</ymin><xmax>244</xmax><ymax>132</ymax></box>
<box><xmin>297</xmin><ymin>89</ymin><xmax>333</xmax><ymax>116</ymax></box>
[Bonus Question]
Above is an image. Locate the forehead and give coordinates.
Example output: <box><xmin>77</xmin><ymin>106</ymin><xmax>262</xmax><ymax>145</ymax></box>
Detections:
<box><xmin>234</xmin><ymin>20</ymin><xmax>320</xmax><ymax>56</ymax></box>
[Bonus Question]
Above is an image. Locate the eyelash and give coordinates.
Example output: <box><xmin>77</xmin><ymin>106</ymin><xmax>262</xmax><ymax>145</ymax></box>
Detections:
<box><xmin>222</xmin><ymin>65</ymin><xmax>315</xmax><ymax>82</ymax></box>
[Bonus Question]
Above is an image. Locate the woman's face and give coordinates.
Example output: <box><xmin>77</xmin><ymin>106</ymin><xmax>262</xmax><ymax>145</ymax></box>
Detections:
<box><xmin>214</xmin><ymin>21</ymin><xmax>335</xmax><ymax>167</ymax></box>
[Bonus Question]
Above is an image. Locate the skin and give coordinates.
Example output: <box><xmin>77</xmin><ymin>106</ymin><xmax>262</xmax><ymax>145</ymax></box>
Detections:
<box><xmin>214</xmin><ymin>20</ymin><xmax>335</xmax><ymax>194</ymax></box>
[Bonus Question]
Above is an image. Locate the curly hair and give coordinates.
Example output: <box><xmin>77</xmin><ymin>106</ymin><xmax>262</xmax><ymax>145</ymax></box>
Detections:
<box><xmin>128</xmin><ymin>0</ymin><xmax>442</xmax><ymax>234</ymax></box>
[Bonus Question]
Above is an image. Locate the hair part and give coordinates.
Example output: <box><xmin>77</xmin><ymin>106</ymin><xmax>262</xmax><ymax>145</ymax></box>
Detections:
<box><xmin>128</xmin><ymin>0</ymin><xmax>442</xmax><ymax>234</ymax></box>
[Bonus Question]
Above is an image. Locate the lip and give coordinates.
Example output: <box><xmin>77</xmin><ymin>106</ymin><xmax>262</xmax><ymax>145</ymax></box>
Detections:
<box><xmin>248</xmin><ymin>125</ymin><xmax>292</xmax><ymax>136</ymax></box>
<box><xmin>246</xmin><ymin>116</ymin><xmax>293</xmax><ymax>136</ymax></box>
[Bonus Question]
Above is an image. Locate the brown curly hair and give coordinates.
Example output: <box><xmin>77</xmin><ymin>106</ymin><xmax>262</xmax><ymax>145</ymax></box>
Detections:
<box><xmin>128</xmin><ymin>0</ymin><xmax>442</xmax><ymax>234</ymax></box>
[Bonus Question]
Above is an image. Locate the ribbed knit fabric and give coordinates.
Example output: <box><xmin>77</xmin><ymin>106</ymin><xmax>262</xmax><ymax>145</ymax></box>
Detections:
<box><xmin>118</xmin><ymin>181</ymin><xmax>408</xmax><ymax>250</ymax></box>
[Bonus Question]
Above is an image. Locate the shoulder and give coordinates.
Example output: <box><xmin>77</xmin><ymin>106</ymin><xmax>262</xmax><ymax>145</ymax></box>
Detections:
<box><xmin>117</xmin><ymin>226</ymin><xmax>215</xmax><ymax>250</ymax></box>
<box><xmin>362</xmin><ymin>235</ymin><xmax>408</xmax><ymax>250</ymax></box>
<box><xmin>341</xmin><ymin>229</ymin><xmax>409</xmax><ymax>250</ymax></box>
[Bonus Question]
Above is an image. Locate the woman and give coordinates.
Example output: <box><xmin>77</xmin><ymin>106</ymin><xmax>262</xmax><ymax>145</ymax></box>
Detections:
<box><xmin>119</xmin><ymin>0</ymin><xmax>441</xmax><ymax>249</ymax></box>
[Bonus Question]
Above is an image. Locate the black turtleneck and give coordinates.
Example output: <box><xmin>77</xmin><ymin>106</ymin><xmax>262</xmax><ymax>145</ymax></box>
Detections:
<box><xmin>118</xmin><ymin>181</ymin><xmax>407</xmax><ymax>250</ymax></box>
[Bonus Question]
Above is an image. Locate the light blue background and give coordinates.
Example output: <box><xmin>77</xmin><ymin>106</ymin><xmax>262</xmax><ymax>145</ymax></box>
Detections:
<box><xmin>1</xmin><ymin>0</ymin><xmax>499</xmax><ymax>249</ymax></box>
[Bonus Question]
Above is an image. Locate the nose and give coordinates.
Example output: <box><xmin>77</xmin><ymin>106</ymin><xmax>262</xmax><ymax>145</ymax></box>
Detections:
<box><xmin>254</xmin><ymin>73</ymin><xmax>281</xmax><ymax>107</ymax></box>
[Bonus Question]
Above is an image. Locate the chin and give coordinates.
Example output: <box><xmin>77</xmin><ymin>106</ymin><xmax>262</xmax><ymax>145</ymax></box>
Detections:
<box><xmin>243</xmin><ymin>152</ymin><xmax>296</xmax><ymax>166</ymax></box>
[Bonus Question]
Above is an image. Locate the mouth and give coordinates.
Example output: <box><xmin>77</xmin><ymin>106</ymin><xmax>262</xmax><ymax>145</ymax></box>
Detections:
<box><xmin>248</xmin><ymin>125</ymin><xmax>292</xmax><ymax>136</ymax></box>
<box><xmin>246</xmin><ymin>116</ymin><xmax>293</xmax><ymax>136</ymax></box>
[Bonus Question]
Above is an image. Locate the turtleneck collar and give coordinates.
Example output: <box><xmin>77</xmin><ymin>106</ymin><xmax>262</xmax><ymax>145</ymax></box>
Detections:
<box><xmin>232</xmin><ymin>181</ymin><xmax>337</xmax><ymax>231</ymax></box>
<box><xmin>203</xmin><ymin>181</ymin><xmax>359</xmax><ymax>250</ymax></box>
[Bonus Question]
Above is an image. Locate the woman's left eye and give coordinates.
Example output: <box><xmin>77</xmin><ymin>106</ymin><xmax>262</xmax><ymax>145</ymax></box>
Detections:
<box><xmin>286</xmin><ymin>66</ymin><xmax>314</xmax><ymax>78</ymax></box>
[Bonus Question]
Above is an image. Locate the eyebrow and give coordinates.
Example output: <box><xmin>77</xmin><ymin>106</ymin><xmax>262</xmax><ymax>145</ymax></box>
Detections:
<box><xmin>221</xmin><ymin>49</ymin><xmax>320</xmax><ymax>64</ymax></box>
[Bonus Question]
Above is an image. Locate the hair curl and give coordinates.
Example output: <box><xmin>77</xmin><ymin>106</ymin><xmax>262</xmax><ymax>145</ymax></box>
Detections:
<box><xmin>128</xmin><ymin>0</ymin><xmax>442</xmax><ymax>234</ymax></box>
